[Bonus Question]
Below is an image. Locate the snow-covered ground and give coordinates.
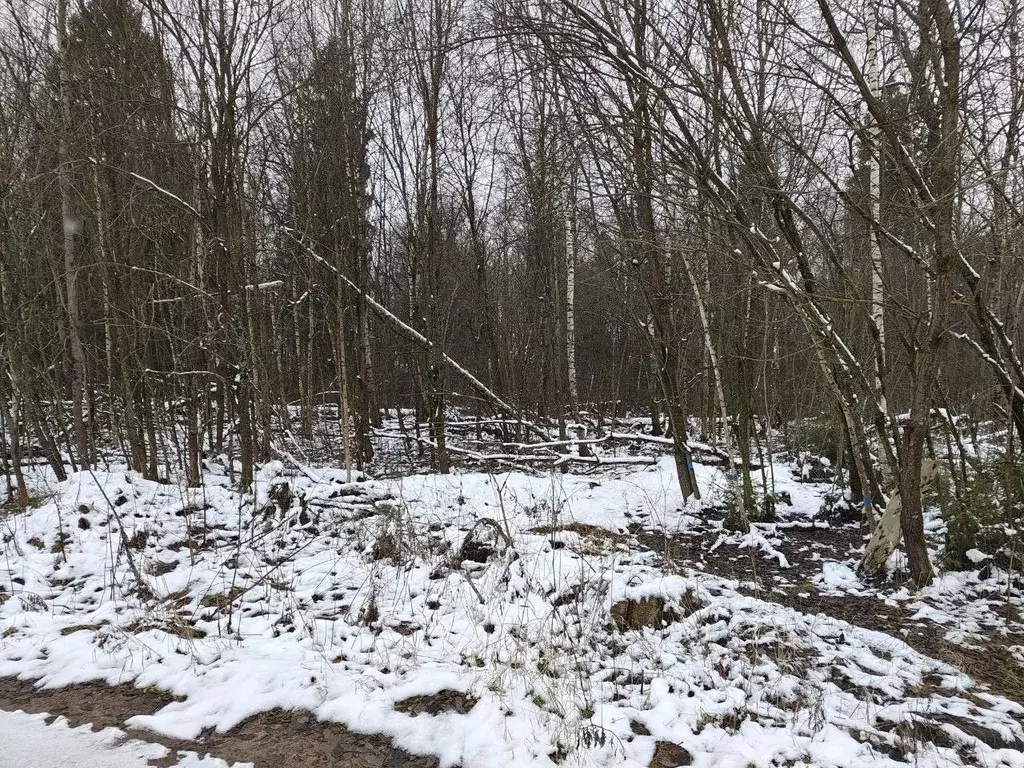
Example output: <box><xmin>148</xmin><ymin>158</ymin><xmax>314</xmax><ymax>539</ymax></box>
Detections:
<box><xmin>0</xmin><ymin>709</ymin><xmax>243</xmax><ymax>767</ymax></box>
<box><xmin>1</xmin><ymin>457</ymin><xmax>1023</xmax><ymax>767</ymax></box>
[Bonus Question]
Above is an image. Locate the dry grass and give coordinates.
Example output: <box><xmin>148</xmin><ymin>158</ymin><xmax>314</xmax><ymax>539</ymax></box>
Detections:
<box><xmin>199</xmin><ymin>585</ymin><xmax>245</xmax><ymax>608</ymax></box>
<box><xmin>531</xmin><ymin>522</ymin><xmax>630</xmax><ymax>555</ymax></box>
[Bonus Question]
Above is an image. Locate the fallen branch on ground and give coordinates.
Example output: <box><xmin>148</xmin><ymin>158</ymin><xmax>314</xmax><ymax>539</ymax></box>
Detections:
<box><xmin>373</xmin><ymin>432</ymin><xmax>656</xmax><ymax>466</ymax></box>
<box><xmin>608</xmin><ymin>431</ymin><xmax>729</xmax><ymax>461</ymax></box>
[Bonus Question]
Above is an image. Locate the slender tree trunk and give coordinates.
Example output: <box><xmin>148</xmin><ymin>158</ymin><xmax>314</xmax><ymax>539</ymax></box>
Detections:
<box><xmin>336</xmin><ymin>275</ymin><xmax>352</xmax><ymax>481</ymax></box>
<box><xmin>140</xmin><ymin>387</ymin><xmax>157</xmax><ymax>480</ymax></box>
<box><xmin>57</xmin><ymin>0</ymin><xmax>89</xmax><ymax>471</ymax></box>
<box><xmin>0</xmin><ymin>395</ymin><xmax>28</xmax><ymax>507</ymax></box>
<box><xmin>865</xmin><ymin>0</ymin><xmax>886</xmax><ymax>413</ymax></box>
<box><xmin>566</xmin><ymin>189</ymin><xmax>580</xmax><ymax>418</ymax></box>
<box><xmin>680</xmin><ymin>243</ymin><xmax>740</xmax><ymax>521</ymax></box>
<box><xmin>423</xmin><ymin>28</ymin><xmax>448</xmax><ymax>474</ymax></box>
<box><xmin>237</xmin><ymin>373</ymin><xmax>254</xmax><ymax>489</ymax></box>
<box><xmin>185</xmin><ymin>381</ymin><xmax>201</xmax><ymax>487</ymax></box>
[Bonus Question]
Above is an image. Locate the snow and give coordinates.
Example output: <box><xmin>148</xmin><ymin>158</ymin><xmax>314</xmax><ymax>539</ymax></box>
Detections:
<box><xmin>0</xmin><ymin>709</ymin><xmax>244</xmax><ymax>768</ymax></box>
<box><xmin>966</xmin><ymin>548</ymin><xmax>989</xmax><ymax>564</ymax></box>
<box><xmin>1</xmin><ymin>457</ymin><xmax>1023</xmax><ymax>767</ymax></box>
<box><xmin>815</xmin><ymin>562</ymin><xmax>861</xmax><ymax>592</ymax></box>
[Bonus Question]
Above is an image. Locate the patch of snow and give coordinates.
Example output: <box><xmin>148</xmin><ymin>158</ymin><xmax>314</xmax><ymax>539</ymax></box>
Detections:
<box><xmin>0</xmin><ymin>710</ymin><xmax>243</xmax><ymax>768</ymax></box>
<box><xmin>966</xmin><ymin>549</ymin><xmax>989</xmax><ymax>564</ymax></box>
<box><xmin>815</xmin><ymin>562</ymin><xmax>861</xmax><ymax>593</ymax></box>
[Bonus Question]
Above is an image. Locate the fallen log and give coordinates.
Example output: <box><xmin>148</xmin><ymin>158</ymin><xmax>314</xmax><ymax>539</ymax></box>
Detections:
<box><xmin>373</xmin><ymin>432</ymin><xmax>656</xmax><ymax>466</ymax></box>
<box><xmin>608</xmin><ymin>431</ymin><xmax>729</xmax><ymax>462</ymax></box>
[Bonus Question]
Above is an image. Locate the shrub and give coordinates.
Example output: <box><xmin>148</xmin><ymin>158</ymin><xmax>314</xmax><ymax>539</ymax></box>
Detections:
<box><xmin>937</xmin><ymin>455</ymin><xmax>1024</xmax><ymax>570</ymax></box>
<box><xmin>788</xmin><ymin>417</ymin><xmax>843</xmax><ymax>464</ymax></box>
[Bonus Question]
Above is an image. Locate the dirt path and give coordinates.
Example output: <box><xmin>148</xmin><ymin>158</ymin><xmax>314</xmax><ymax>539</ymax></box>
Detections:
<box><xmin>639</xmin><ymin>523</ymin><xmax>1024</xmax><ymax>709</ymax></box>
<box><xmin>0</xmin><ymin>678</ymin><xmax>439</xmax><ymax>768</ymax></box>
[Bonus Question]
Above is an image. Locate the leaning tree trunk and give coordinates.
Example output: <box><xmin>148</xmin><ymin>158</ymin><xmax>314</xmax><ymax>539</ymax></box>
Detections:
<box><xmin>629</xmin><ymin>20</ymin><xmax>699</xmax><ymax>501</ymax></box>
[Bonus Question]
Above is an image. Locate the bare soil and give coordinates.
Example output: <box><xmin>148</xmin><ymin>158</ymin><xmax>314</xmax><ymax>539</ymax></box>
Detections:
<box><xmin>0</xmin><ymin>676</ymin><xmax>441</xmax><ymax>768</ymax></box>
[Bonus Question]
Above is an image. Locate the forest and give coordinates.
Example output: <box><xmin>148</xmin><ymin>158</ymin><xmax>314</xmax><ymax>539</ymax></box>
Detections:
<box><xmin>2</xmin><ymin>0</ymin><xmax>1024</xmax><ymax>766</ymax></box>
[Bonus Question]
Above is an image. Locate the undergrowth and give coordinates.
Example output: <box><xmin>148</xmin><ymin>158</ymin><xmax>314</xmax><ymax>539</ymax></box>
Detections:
<box><xmin>936</xmin><ymin>455</ymin><xmax>1024</xmax><ymax>569</ymax></box>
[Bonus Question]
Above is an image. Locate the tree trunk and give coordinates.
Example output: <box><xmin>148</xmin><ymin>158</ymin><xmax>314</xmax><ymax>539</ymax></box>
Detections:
<box><xmin>57</xmin><ymin>0</ymin><xmax>89</xmax><ymax>472</ymax></box>
<box><xmin>336</xmin><ymin>276</ymin><xmax>353</xmax><ymax>481</ymax></box>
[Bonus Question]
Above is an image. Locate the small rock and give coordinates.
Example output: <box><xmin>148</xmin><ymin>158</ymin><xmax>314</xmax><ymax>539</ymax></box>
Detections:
<box><xmin>454</xmin><ymin>519</ymin><xmax>510</xmax><ymax>566</ymax></box>
<box><xmin>611</xmin><ymin>596</ymin><xmax>668</xmax><ymax>631</ymax></box>
<box><xmin>148</xmin><ymin>560</ymin><xmax>178</xmax><ymax>576</ymax></box>
<box><xmin>394</xmin><ymin>689</ymin><xmax>478</xmax><ymax>716</ymax></box>
<box><xmin>649</xmin><ymin>741</ymin><xmax>693</xmax><ymax>767</ymax></box>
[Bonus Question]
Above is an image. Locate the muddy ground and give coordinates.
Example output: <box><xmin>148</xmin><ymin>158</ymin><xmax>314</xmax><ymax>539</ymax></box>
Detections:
<box><xmin>0</xmin><ymin>677</ymin><xmax>439</xmax><ymax>768</ymax></box>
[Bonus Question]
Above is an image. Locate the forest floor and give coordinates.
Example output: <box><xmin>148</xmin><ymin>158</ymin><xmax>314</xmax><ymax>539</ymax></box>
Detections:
<box><xmin>639</xmin><ymin>519</ymin><xmax>1024</xmax><ymax>709</ymax></box>
<box><xmin>1</xmin><ymin>452</ymin><xmax>1024</xmax><ymax>767</ymax></box>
